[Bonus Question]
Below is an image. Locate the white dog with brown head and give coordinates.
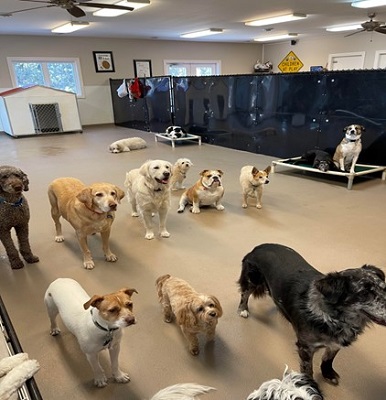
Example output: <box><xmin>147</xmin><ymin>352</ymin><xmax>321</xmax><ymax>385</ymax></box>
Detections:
<box><xmin>156</xmin><ymin>274</ymin><xmax>223</xmax><ymax>356</ymax></box>
<box><xmin>177</xmin><ymin>169</ymin><xmax>224</xmax><ymax>214</ymax></box>
<box><xmin>125</xmin><ymin>159</ymin><xmax>173</xmax><ymax>240</ymax></box>
<box><xmin>170</xmin><ymin>158</ymin><xmax>193</xmax><ymax>190</ymax></box>
<box><xmin>240</xmin><ymin>165</ymin><xmax>271</xmax><ymax>209</ymax></box>
<box><xmin>44</xmin><ymin>278</ymin><xmax>137</xmax><ymax>388</ymax></box>
<box><xmin>333</xmin><ymin>124</ymin><xmax>364</xmax><ymax>173</ymax></box>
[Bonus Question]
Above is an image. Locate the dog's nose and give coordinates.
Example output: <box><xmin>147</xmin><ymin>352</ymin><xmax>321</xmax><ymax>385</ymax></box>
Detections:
<box><xmin>209</xmin><ymin>311</ymin><xmax>217</xmax><ymax>317</ymax></box>
<box><xmin>13</xmin><ymin>184</ymin><xmax>23</xmax><ymax>192</ymax></box>
<box><xmin>125</xmin><ymin>315</ymin><xmax>136</xmax><ymax>326</ymax></box>
<box><xmin>163</xmin><ymin>172</ymin><xmax>170</xmax><ymax>178</ymax></box>
<box><xmin>265</xmin><ymin>179</ymin><xmax>270</xmax><ymax>184</ymax></box>
<box><xmin>109</xmin><ymin>202</ymin><xmax>117</xmax><ymax>211</ymax></box>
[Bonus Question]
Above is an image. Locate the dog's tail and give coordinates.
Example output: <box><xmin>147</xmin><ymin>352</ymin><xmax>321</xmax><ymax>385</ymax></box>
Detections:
<box><xmin>238</xmin><ymin>257</ymin><xmax>268</xmax><ymax>298</ymax></box>
<box><xmin>155</xmin><ymin>274</ymin><xmax>171</xmax><ymax>300</ymax></box>
<box><xmin>149</xmin><ymin>383</ymin><xmax>216</xmax><ymax>400</ymax></box>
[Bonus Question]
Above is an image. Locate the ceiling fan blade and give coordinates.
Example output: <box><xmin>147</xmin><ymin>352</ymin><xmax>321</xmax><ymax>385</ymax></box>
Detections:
<box><xmin>67</xmin><ymin>5</ymin><xmax>86</xmax><ymax>18</ymax></box>
<box><xmin>345</xmin><ymin>29</ymin><xmax>365</xmax><ymax>37</ymax></box>
<box><xmin>375</xmin><ymin>26</ymin><xmax>386</xmax><ymax>34</ymax></box>
<box><xmin>78</xmin><ymin>2</ymin><xmax>134</xmax><ymax>11</ymax></box>
<box><xmin>0</xmin><ymin>4</ymin><xmax>56</xmax><ymax>16</ymax></box>
<box><xmin>19</xmin><ymin>0</ymin><xmax>53</xmax><ymax>3</ymax></box>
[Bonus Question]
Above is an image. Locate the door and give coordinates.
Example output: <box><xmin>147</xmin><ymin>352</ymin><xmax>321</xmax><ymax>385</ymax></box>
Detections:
<box><xmin>328</xmin><ymin>52</ymin><xmax>365</xmax><ymax>70</ymax></box>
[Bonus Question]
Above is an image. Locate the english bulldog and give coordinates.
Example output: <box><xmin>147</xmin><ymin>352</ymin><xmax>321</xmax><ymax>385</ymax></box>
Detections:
<box><xmin>177</xmin><ymin>169</ymin><xmax>224</xmax><ymax>214</ymax></box>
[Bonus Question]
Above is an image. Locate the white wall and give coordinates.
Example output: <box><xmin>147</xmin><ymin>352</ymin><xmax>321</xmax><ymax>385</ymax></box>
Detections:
<box><xmin>263</xmin><ymin>32</ymin><xmax>386</xmax><ymax>72</ymax></box>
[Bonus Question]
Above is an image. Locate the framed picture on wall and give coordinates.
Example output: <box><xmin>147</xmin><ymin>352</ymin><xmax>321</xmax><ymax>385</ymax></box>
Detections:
<box><xmin>93</xmin><ymin>51</ymin><xmax>115</xmax><ymax>73</ymax></box>
<box><xmin>134</xmin><ymin>59</ymin><xmax>152</xmax><ymax>77</ymax></box>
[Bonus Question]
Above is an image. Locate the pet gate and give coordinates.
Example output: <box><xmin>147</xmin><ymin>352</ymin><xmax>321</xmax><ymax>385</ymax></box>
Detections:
<box><xmin>29</xmin><ymin>103</ymin><xmax>63</xmax><ymax>134</ymax></box>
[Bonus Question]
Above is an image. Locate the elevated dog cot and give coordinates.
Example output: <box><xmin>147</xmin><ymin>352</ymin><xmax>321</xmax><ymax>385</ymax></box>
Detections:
<box><xmin>271</xmin><ymin>157</ymin><xmax>386</xmax><ymax>190</ymax></box>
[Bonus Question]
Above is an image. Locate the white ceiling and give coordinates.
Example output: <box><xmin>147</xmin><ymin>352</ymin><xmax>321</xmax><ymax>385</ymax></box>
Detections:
<box><xmin>1</xmin><ymin>0</ymin><xmax>386</xmax><ymax>42</ymax></box>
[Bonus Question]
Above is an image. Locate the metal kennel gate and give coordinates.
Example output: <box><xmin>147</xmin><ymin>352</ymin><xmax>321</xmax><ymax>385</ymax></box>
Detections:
<box><xmin>29</xmin><ymin>103</ymin><xmax>63</xmax><ymax>134</ymax></box>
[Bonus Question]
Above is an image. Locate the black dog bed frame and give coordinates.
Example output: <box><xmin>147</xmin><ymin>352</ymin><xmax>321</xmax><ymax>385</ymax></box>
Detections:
<box><xmin>271</xmin><ymin>157</ymin><xmax>386</xmax><ymax>190</ymax></box>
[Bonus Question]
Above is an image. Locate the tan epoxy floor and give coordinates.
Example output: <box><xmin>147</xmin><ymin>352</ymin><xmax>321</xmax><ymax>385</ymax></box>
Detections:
<box><xmin>0</xmin><ymin>125</ymin><xmax>386</xmax><ymax>400</ymax></box>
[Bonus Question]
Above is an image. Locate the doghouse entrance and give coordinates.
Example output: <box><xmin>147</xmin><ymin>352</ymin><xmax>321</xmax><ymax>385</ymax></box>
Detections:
<box><xmin>29</xmin><ymin>103</ymin><xmax>63</xmax><ymax>134</ymax></box>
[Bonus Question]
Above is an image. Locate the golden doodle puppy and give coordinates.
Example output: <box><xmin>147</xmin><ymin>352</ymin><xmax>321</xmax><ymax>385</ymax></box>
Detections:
<box><xmin>156</xmin><ymin>274</ymin><xmax>223</xmax><ymax>355</ymax></box>
<box><xmin>170</xmin><ymin>158</ymin><xmax>193</xmax><ymax>190</ymax></box>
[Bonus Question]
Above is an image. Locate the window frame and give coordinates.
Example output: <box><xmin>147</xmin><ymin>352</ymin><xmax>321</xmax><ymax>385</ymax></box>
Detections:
<box><xmin>7</xmin><ymin>56</ymin><xmax>85</xmax><ymax>98</ymax></box>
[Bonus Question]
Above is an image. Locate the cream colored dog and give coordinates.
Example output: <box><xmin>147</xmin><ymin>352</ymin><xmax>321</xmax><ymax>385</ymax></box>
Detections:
<box><xmin>124</xmin><ymin>159</ymin><xmax>173</xmax><ymax>240</ymax></box>
<box><xmin>47</xmin><ymin>178</ymin><xmax>125</xmax><ymax>270</ymax></box>
<box><xmin>108</xmin><ymin>137</ymin><xmax>147</xmax><ymax>153</ymax></box>
<box><xmin>240</xmin><ymin>165</ymin><xmax>271</xmax><ymax>209</ymax></box>
<box><xmin>177</xmin><ymin>169</ymin><xmax>224</xmax><ymax>214</ymax></box>
<box><xmin>44</xmin><ymin>278</ymin><xmax>137</xmax><ymax>388</ymax></box>
<box><xmin>170</xmin><ymin>158</ymin><xmax>193</xmax><ymax>190</ymax></box>
<box><xmin>156</xmin><ymin>274</ymin><xmax>223</xmax><ymax>355</ymax></box>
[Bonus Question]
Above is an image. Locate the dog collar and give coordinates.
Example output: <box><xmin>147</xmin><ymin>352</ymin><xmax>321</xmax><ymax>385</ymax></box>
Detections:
<box><xmin>90</xmin><ymin>309</ymin><xmax>119</xmax><ymax>347</ymax></box>
<box><xmin>348</xmin><ymin>139</ymin><xmax>358</xmax><ymax>142</ymax></box>
<box><xmin>83</xmin><ymin>203</ymin><xmax>105</xmax><ymax>215</ymax></box>
<box><xmin>0</xmin><ymin>196</ymin><xmax>23</xmax><ymax>207</ymax></box>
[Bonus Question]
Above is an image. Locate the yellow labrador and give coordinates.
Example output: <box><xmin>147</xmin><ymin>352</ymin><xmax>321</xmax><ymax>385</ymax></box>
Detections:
<box><xmin>47</xmin><ymin>178</ymin><xmax>125</xmax><ymax>269</ymax></box>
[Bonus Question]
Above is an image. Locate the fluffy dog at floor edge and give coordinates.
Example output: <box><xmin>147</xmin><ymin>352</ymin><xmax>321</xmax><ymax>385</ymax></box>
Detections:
<box><xmin>156</xmin><ymin>274</ymin><xmax>223</xmax><ymax>355</ymax></box>
<box><xmin>170</xmin><ymin>158</ymin><xmax>193</xmax><ymax>190</ymax></box>
<box><xmin>237</xmin><ymin>243</ymin><xmax>386</xmax><ymax>384</ymax></box>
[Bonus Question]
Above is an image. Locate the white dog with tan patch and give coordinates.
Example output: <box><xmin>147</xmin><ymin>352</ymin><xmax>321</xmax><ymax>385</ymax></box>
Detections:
<box><xmin>240</xmin><ymin>165</ymin><xmax>271</xmax><ymax>209</ymax></box>
<box><xmin>47</xmin><ymin>178</ymin><xmax>125</xmax><ymax>270</ymax></box>
<box><xmin>333</xmin><ymin>124</ymin><xmax>364</xmax><ymax>173</ymax></box>
<box><xmin>177</xmin><ymin>169</ymin><xmax>224</xmax><ymax>214</ymax></box>
<box><xmin>108</xmin><ymin>137</ymin><xmax>147</xmax><ymax>153</ymax></box>
<box><xmin>125</xmin><ymin>159</ymin><xmax>173</xmax><ymax>240</ymax></box>
<box><xmin>170</xmin><ymin>158</ymin><xmax>193</xmax><ymax>190</ymax></box>
<box><xmin>44</xmin><ymin>278</ymin><xmax>137</xmax><ymax>388</ymax></box>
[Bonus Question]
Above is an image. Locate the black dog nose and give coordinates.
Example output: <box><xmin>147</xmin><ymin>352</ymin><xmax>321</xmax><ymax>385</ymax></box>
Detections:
<box><xmin>209</xmin><ymin>311</ymin><xmax>217</xmax><ymax>317</ymax></box>
<box><xmin>163</xmin><ymin>172</ymin><xmax>170</xmax><ymax>178</ymax></box>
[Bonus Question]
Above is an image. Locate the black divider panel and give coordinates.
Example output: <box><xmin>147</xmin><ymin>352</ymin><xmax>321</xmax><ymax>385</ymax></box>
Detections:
<box><xmin>111</xmin><ymin>71</ymin><xmax>386</xmax><ymax>165</ymax></box>
<box><xmin>109</xmin><ymin>77</ymin><xmax>172</xmax><ymax>131</ymax></box>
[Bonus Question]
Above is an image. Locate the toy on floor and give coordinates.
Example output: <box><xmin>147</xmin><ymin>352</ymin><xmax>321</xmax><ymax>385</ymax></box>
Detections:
<box><xmin>0</xmin><ymin>353</ymin><xmax>40</xmax><ymax>400</ymax></box>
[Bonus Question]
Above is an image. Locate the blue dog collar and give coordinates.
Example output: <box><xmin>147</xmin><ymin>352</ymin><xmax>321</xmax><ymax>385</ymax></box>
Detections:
<box><xmin>0</xmin><ymin>197</ymin><xmax>23</xmax><ymax>207</ymax></box>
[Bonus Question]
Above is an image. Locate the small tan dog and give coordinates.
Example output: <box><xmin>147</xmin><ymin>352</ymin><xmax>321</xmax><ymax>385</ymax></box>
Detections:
<box><xmin>177</xmin><ymin>169</ymin><xmax>224</xmax><ymax>214</ymax></box>
<box><xmin>108</xmin><ymin>137</ymin><xmax>147</xmax><ymax>153</ymax></box>
<box><xmin>170</xmin><ymin>158</ymin><xmax>193</xmax><ymax>190</ymax></box>
<box><xmin>240</xmin><ymin>165</ymin><xmax>271</xmax><ymax>209</ymax></box>
<box><xmin>44</xmin><ymin>278</ymin><xmax>137</xmax><ymax>388</ymax></box>
<box><xmin>156</xmin><ymin>274</ymin><xmax>223</xmax><ymax>355</ymax></box>
<box><xmin>333</xmin><ymin>124</ymin><xmax>364</xmax><ymax>173</ymax></box>
<box><xmin>125</xmin><ymin>159</ymin><xmax>173</xmax><ymax>240</ymax></box>
<box><xmin>47</xmin><ymin>178</ymin><xmax>125</xmax><ymax>269</ymax></box>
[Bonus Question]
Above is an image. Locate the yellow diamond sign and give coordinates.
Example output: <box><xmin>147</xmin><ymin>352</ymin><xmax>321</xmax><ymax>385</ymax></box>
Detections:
<box><xmin>278</xmin><ymin>51</ymin><xmax>304</xmax><ymax>73</ymax></box>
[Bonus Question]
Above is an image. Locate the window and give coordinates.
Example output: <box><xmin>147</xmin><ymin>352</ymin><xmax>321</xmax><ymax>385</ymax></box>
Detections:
<box><xmin>164</xmin><ymin>60</ymin><xmax>221</xmax><ymax>76</ymax></box>
<box><xmin>7</xmin><ymin>57</ymin><xmax>85</xmax><ymax>97</ymax></box>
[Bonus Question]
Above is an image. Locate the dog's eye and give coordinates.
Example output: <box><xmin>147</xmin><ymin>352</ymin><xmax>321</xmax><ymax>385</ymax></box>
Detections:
<box><xmin>154</xmin><ymin>166</ymin><xmax>160</xmax><ymax>170</ymax></box>
<box><xmin>108</xmin><ymin>307</ymin><xmax>119</xmax><ymax>314</ymax></box>
<box><xmin>125</xmin><ymin>301</ymin><xmax>133</xmax><ymax>310</ymax></box>
<box><xmin>95</xmin><ymin>192</ymin><xmax>104</xmax><ymax>197</ymax></box>
<box><xmin>208</xmin><ymin>303</ymin><xmax>215</xmax><ymax>308</ymax></box>
<box><xmin>207</xmin><ymin>174</ymin><xmax>212</xmax><ymax>178</ymax></box>
<box><xmin>197</xmin><ymin>306</ymin><xmax>204</xmax><ymax>312</ymax></box>
<box><xmin>110</xmin><ymin>191</ymin><xmax>116</xmax><ymax>196</ymax></box>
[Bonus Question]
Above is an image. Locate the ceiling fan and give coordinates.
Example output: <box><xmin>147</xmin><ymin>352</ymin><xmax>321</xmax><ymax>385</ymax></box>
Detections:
<box><xmin>345</xmin><ymin>12</ymin><xmax>386</xmax><ymax>37</ymax></box>
<box><xmin>1</xmin><ymin>0</ymin><xmax>134</xmax><ymax>18</ymax></box>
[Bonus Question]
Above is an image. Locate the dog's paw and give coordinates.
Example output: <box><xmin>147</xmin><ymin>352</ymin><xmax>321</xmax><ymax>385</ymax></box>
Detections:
<box><xmin>55</xmin><ymin>235</ymin><xmax>64</xmax><ymax>243</ymax></box>
<box><xmin>131</xmin><ymin>212</ymin><xmax>139</xmax><ymax>217</ymax></box>
<box><xmin>145</xmin><ymin>232</ymin><xmax>155</xmax><ymax>240</ymax></box>
<box><xmin>83</xmin><ymin>260</ymin><xmax>95</xmax><ymax>270</ymax></box>
<box><xmin>190</xmin><ymin>207</ymin><xmax>200</xmax><ymax>214</ymax></box>
<box><xmin>113</xmin><ymin>370</ymin><xmax>131</xmax><ymax>383</ymax></box>
<box><xmin>238</xmin><ymin>310</ymin><xmax>249</xmax><ymax>318</ymax></box>
<box><xmin>105</xmin><ymin>253</ymin><xmax>118</xmax><ymax>262</ymax></box>
<box><xmin>50</xmin><ymin>328</ymin><xmax>61</xmax><ymax>336</ymax></box>
<box><xmin>242</xmin><ymin>203</ymin><xmax>248</xmax><ymax>208</ymax></box>
<box><xmin>94</xmin><ymin>375</ymin><xmax>108</xmax><ymax>388</ymax></box>
<box><xmin>177</xmin><ymin>206</ymin><xmax>185</xmax><ymax>213</ymax></box>
<box><xmin>10</xmin><ymin>259</ymin><xmax>25</xmax><ymax>269</ymax></box>
<box><xmin>160</xmin><ymin>230</ymin><xmax>170</xmax><ymax>238</ymax></box>
<box><xmin>256</xmin><ymin>204</ymin><xmax>262</xmax><ymax>209</ymax></box>
<box><xmin>216</xmin><ymin>205</ymin><xmax>225</xmax><ymax>211</ymax></box>
<box><xmin>24</xmin><ymin>254</ymin><xmax>39</xmax><ymax>263</ymax></box>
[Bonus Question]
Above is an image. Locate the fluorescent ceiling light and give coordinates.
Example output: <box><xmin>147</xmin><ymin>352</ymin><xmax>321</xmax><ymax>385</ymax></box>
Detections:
<box><xmin>245</xmin><ymin>13</ymin><xmax>307</xmax><ymax>27</ymax></box>
<box><xmin>351</xmin><ymin>0</ymin><xmax>386</xmax><ymax>8</ymax></box>
<box><xmin>326</xmin><ymin>24</ymin><xmax>362</xmax><ymax>32</ymax></box>
<box><xmin>51</xmin><ymin>21</ymin><xmax>89</xmax><ymax>34</ymax></box>
<box><xmin>181</xmin><ymin>28</ymin><xmax>223</xmax><ymax>38</ymax></box>
<box><xmin>254</xmin><ymin>33</ymin><xmax>298</xmax><ymax>42</ymax></box>
<box><xmin>93</xmin><ymin>0</ymin><xmax>150</xmax><ymax>17</ymax></box>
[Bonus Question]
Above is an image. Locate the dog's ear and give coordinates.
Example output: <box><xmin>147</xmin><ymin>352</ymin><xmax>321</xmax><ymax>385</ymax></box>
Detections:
<box><xmin>200</xmin><ymin>170</ymin><xmax>209</xmax><ymax>176</ymax></box>
<box><xmin>362</xmin><ymin>264</ymin><xmax>385</xmax><ymax>281</ymax></box>
<box><xmin>20</xmin><ymin>170</ymin><xmax>29</xmax><ymax>191</ymax></box>
<box><xmin>114</xmin><ymin>186</ymin><xmax>125</xmax><ymax>203</ymax></box>
<box><xmin>361</xmin><ymin>125</ymin><xmax>366</xmax><ymax>132</ymax></box>
<box><xmin>343</xmin><ymin>125</ymin><xmax>349</xmax><ymax>132</ymax></box>
<box><xmin>83</xmin><ymin>295</ymin><xmax>104</xmax><ymax>310</ymax></box>
<box><xmin>139</xmin><ymin>161</ymin><xmax>151</xmax><ymax>177</ymax></box>
<box><xmin>251</xmin><ymin>167</ymin><xmax>259</xmax><ymax>175</ymax></box>
<box><xmin>120</xmin><ymin>288</ymin><xmax>138</xmax><ymax>297</ymax></box>
<box><xmin>314</xmin><ymin>273</ymin><xmax>350</xmax><ymax>304</ymax></box>
<box><xmin>265</xmin><ymin>165</ymin><xmax>272</xmax><ymax>175</ymax></box>
<box><xmin>217</xmin><ymin>169</ymin><xmax>224</xmax><ymax>176</ymax></box>
<box><xmin>175</xmin><ymin>303</ymin><xmax>198</xmax><ymax>327</ymax></box>
<box><xmin>77</xmin><ymin>188</ymin><xmax>93</xmax><ymax>208</ymax></box>
<box><xmin>210</xmin><ymin>295</ymin><xmax>223</xmax><ymax>318</ymax></box>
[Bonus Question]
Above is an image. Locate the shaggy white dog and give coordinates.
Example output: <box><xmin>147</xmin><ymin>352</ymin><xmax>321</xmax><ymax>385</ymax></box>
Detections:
<box><xmin>109</xmin><ymin>137</ymin><xmax>147</xmax><ymax>153</ymax></box>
